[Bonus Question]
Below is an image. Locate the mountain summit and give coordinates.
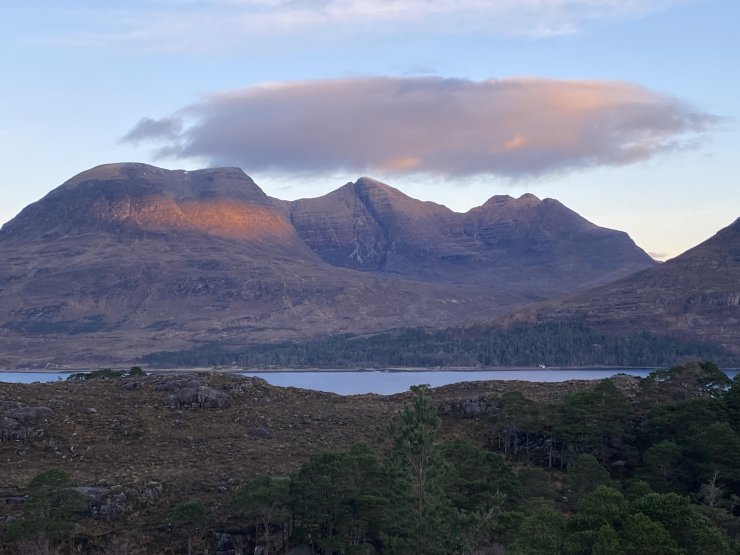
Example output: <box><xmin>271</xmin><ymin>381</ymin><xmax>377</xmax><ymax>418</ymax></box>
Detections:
<box><xmin>2</xmin><ymin>163</ymin><xmax>300</xmax><ymax>245</ymax></box>
<box><xmin>0</xmin><ymin>163</ymin><xmax>656</xmax><ymax>365</ymax></box>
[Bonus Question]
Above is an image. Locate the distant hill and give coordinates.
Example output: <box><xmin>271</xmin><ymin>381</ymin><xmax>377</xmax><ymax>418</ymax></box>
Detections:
<box><xmin>144</xmin><ymin>220</ymin><xmax>740</xmax><ymax>368</ymax></box>
<box><xmin>504</xmin><ymin>216</ymin><xmax>740</xmax><ymax>355</ymax></box>
<box><xmin>0</xmin><ymin>163</ymin><xmax>654</xmax><ymax>366</ymax></box>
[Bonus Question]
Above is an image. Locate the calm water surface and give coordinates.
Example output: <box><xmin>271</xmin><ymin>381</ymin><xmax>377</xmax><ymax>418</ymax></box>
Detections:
<box><xmin>242</xmin><ymin>368</ymin><xmax>739</xmax><ymax>395</ymax></box>
<box><xmin>240</xmin><ymin>369</ymin><xmax>657</xmax><ymax>395</ymax></box>
<box><xmin>1</xmin><ymin>368</ymin><xmax>737</xmax><ymax>396</ymax></box>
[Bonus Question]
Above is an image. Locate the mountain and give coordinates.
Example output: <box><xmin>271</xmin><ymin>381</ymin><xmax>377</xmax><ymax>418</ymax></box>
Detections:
<box><xmin>287</xmin><ymin>177</ymin><xmax>654</xmax><ymax>295</ymax></box>
<box><xmin>507</xmin><ymin>217</ymin><xmax>740</xmax><ymax>354</ymax></box>
<box><xmin>0</xmin><ymin>163</ymin><xmax>653</xmax><ymax>366</ymax></box>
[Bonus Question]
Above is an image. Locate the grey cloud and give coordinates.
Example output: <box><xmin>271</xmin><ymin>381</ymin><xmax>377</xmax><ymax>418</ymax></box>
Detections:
<box><xmin>120</xmin><ymin>116</ymin><xmax>183</xmax><ymax>144</ymax></box>
<box><xmin>122</xmin><ymin>76</ymin><xmax>719</xmax><ymax>178</ymax></box>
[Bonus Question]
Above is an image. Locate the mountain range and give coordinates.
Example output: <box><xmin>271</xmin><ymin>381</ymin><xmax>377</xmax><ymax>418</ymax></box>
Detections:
<box><xmin>1</xmin><ymin>162</ymin><xmax>733</xmax><ymax>367</ymax></box>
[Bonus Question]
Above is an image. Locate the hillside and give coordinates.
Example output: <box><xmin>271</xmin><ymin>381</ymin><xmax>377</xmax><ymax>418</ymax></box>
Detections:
<box><xmin>506</xmin><ymin>217</ymin><xmax>740</xmax><ymax>354</ymax></box>
<box><xmin>143</xmin><ymin>219</ymin><xmax>740</xmax><ymax>368</ymax></box>
<box><xmin>0</xmin><ymin>163</ymin><xmax>654</xmax><ymax>367</ymax></box>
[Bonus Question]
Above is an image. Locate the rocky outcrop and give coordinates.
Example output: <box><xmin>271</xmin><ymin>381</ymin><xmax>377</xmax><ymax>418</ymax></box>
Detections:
<box><xmin>156</xmin><ymin>376</ymin><xmax>230</xmax><ymax>409</ymax></box>
<box><xmin>0</xmin><ymin>405</ymin><xmax>53</xmax><ymax>441</ymax></box>
<box><xmin>166</xmin><ymin>385</ymin><xmax>230</xmax><ymax>409</ymax></box>
<box><xmin>70</xmin><ymin>482</ymin><xmax>162</xmax><ymax>522</ymax></box>
<box><xmin>438</xmin><ymin>396</ymin><xmax>494</xmax><ymax>416</ymax></box>
<box><xmin>5</xmin><ymin>406</ymin><xmax>53</xmax><ymax>422</ymax></box>
<box><xmin>214</xmin><ymin>531</ymin><xmax>247</xmax><ymax>555</ymax></box>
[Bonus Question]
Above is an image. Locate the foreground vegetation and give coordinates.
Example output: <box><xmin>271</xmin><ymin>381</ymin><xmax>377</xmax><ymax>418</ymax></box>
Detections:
<box><xmin>143</xmin><ymin>322</ymin><xmax>738</xmax><ymax>368</ymax></box>
<box><xmin>2</xmin><ymin>361</ymin><xmax>740</xmax><ymax>553</ymax></box>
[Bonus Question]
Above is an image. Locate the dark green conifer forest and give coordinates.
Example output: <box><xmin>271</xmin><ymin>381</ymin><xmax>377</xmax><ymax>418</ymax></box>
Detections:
<box><xmin>144</xmin><ymin>322</ymin><xmax>739</xmax><ymax>368</ymax></box>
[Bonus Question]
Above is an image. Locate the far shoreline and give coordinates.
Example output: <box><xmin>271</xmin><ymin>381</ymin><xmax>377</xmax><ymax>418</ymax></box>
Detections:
<box><xmin>0</xmin><ymin>365</ymin><xmax>664</xmax><ymax>374</ymax></box>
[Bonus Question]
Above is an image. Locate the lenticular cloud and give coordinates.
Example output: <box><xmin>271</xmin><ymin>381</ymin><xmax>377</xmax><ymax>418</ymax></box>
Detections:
<box><xmin>123</xmin><ymin>76</ymin><xmax>718</xmax><ymax>179</ymax></box>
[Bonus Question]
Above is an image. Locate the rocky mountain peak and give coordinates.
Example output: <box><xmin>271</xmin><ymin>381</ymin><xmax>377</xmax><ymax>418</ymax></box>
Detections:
<box><xmin>481</xmin><ymin>194</ymin><xmax>516</xmax><ymax>206</ymax></box>
<box><xmin>54</xmin><ymin>163</ymin><xmax>268</xmax><ymax>204</ymax></box>
<box><xmin>518</xmin><ymin>193</ymin><xmax>541</xmax><ymax>202</ymax></box>
<box><xmin>480</xmin><ymin>192</ymin><xmax>544</xmax><ymax>210</ymax></box>
<box><xmin>1</xmin><ymin>163</ymin><xmax>292</xmax><ymax>243</ymax></box>
<box><xmin>353</xmin><ymin>176</ymin><xmax>392</xmax><ymax>190</ymax></box>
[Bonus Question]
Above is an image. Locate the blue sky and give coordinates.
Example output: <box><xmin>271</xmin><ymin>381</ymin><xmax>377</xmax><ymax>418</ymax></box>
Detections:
<box><xmin>1</xmin><ymin>0</ymin><xmax>738</xmax><ymax>259</ymax></box>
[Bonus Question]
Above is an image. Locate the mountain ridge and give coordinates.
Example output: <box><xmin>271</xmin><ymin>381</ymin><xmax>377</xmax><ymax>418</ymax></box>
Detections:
<box><xmin>0</xmin><ymin>162</ymin><xmax>658</xmax><ymax>366</ymax></box>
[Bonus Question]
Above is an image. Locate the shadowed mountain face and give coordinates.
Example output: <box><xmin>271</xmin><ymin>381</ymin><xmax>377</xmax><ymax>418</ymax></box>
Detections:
<box><xmin>288</xmin><ymin>177</ymin><xmax>654</xmax><ymax>293</ymax></box>
<box><xmin>0</xmin><ymin>163</ymin><xmax>654</xmax><ymax>366</ymax></box>
<box><xmin>507</xmin><ymin>218</ymin><xmax>740</xmax><ymax>354</ymax></box>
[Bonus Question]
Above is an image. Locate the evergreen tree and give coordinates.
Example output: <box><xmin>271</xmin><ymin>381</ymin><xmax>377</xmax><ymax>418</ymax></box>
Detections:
<box><xmin>291</xmin><ymin>444</ymin><xmax>387</xmax><ymax>554</ymax></box>
<box><xmin>234</xmin><ymin>476</ymin><xmax>290</xmax><ymax>555</ymax></box>
<box><xmin>4</xmin><ymin>469</ymin><xmax>86</xmax><ymax>545</ymax></box>
<box><xmin>383</xmin><ymin>386</ymin><xmax>452</xmax><ymax>555</ymax></box>
<box><xmin>167</xmin><ymin>500</ymin><xmax>210</xmax><ymax>555</ymax></box>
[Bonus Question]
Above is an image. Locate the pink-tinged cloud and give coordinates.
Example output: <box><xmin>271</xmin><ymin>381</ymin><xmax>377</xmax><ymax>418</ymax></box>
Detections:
<box><xmin>122</xmin><ymin>76</ymin><xmax>719</xmax><ymax>178</ymax></box>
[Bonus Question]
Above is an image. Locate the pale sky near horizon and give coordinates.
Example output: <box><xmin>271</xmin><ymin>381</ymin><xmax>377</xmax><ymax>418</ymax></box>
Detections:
<box><xmin>1</xmin><ymin>1</ymin><xmax>738</xmax><ymax>261</ymax></box>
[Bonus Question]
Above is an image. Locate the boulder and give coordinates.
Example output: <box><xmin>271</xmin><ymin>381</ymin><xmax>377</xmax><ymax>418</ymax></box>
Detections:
<box><xmin>0</xmin><ymin>406</ymin><xmax>53</xmax><ymax>441</ymax></box>
<box><xmin>251</xmin><ymin>426</ymin><xmax>272</xmax><ymax>439</ymax></box>
<box><xmin>214</xmin><ymin>532</ymin><xmax>245</xmax><ymax>555</ymax></box>
<box><xmin>462</xmin><ymin>397</ymin><xmax>491</xmax><ymax>415</ymax></box>
<box><xmin>155</xmin><ymin>377</ymin><xmax>205</xmax><ymax>392</ymax></box>
<box><xmin>166</xmin><ymin>386</ymin><xmax>230</xmax><ymax>409</ymax></box>
<box><xmin>93</xmin><ymin>492</ymin><xmax>127</xmax><ymax>522</ymax></box>
<box><xmin>438</xmin><ymin>397</ymin><xmax>493</xmax><ymax>416</ymax></box>
<box><xmin>73</xmin><ymin>486</ymin><xmax>111</xmax><ymax>503</ymax></box>
<box><xmin>6</xmin><ymin>406</ymin><xmax>53</xmax><ymax>423</ymax></box>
